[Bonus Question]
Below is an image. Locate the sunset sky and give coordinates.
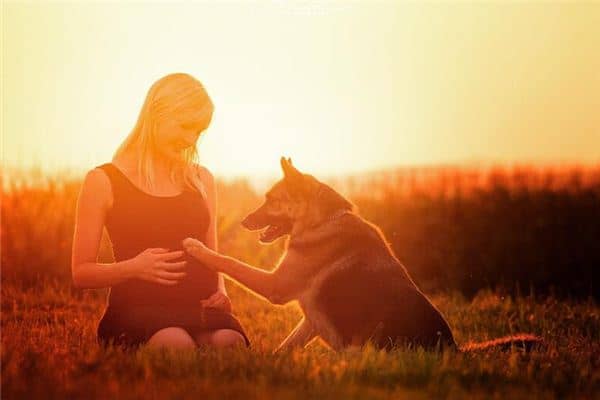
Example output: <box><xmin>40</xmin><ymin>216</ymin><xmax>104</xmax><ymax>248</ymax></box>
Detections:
<box><xmin>3</xmin><ymin>1</ymin><xmax>599</xmax><ymax>181</ymax></box>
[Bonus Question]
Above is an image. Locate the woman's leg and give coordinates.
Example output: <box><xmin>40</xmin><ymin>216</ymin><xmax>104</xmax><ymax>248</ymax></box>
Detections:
<box><xmin>194</xmin><ymin>329</ymin><xmax>246</xmax><ymax>348</ymax></box>
<box><xmin>146</xmin><ymin>327</ymin><xmax>197</xmax><ymax>349</ymax></box>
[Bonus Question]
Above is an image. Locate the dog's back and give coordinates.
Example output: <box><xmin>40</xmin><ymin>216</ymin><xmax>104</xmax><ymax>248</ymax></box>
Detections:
<box><xmin>306</xmin><ymin>213</ymin><xmax>456</xmax><ymax>350</ymax></box>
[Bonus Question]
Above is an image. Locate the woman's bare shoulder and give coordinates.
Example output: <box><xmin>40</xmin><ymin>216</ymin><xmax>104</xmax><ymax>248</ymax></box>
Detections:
<box><xmin>192</xmin><ymin>163</ymin><xmax>215</xmax><ymax>186</ymax></box>
<box><xmin>80</xmin><ymin>166</ymin><xmax>113</xmax><ymax>209</ymax></box>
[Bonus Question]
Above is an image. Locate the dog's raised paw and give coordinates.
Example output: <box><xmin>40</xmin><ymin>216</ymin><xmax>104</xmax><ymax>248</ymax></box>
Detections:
<box><xmin>182</xmin><ymin>237</ymin><xmax>201</xmax><ymax>252</ymax></box>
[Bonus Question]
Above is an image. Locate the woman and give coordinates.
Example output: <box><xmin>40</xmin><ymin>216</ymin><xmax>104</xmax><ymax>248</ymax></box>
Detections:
<box><xmin>71</xmin><ymin>73</ymin><xmax>250</xmax><ymax>350</ymax></box>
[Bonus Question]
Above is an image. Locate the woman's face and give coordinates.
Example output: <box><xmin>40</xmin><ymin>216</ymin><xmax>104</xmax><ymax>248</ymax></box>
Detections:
<box><xmin>155</xmin><ymin>111</ymin><xmax>212</xmax><ymax>160</ymax></box>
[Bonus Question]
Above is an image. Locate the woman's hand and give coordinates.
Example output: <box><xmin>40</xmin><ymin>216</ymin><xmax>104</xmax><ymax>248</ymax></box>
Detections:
<box><xmin>182</xmin><ymin>237</ymin><xmax>219</xmax><ymax>266</ymax></box>
<box><xmin>201</xmin><ymin>291</ymin><xmax>232</xmax><ymax>313</ymax></box>
<box><xmin>129</xmin><ymin>247</ymin><xmax>187</xmax><ymax>286</ymax></box>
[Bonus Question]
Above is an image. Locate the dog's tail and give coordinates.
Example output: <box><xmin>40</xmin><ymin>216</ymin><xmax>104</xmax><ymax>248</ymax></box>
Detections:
<box><xmin>458</xmin><ymin>333</ymin><xmax>542</xmax><ymax>352</ymax></box>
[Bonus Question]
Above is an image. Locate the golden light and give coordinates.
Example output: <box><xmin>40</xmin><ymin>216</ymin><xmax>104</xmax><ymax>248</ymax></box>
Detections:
<box><xmin>3</xmin><ymin>2</ymin><xmax>599</xmax><ymax>185</ymax></box>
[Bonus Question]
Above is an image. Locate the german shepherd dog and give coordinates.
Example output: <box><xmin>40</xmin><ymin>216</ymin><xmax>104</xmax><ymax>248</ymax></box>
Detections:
<box><xmin>183</xmin><ymin>157</ymin><xmax>541</xmax><ymax>353</ymax></box>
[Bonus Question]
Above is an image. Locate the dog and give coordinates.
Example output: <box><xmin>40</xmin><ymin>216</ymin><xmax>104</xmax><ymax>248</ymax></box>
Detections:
<box><xmin>183</xmin><ymin>157</ymin><xmax>541</xmax><ymax>353</ymax></box>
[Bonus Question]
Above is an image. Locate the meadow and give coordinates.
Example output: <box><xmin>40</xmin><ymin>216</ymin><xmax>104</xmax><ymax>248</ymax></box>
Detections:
<box><xmin>2</xmin><ymin>164</ymin><xmax>599</xmax><ymax>399</ymax></box>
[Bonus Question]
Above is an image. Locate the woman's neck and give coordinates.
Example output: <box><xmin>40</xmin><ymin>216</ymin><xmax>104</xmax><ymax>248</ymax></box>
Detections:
<box><xmin>114</xmin><ymin>151</ymin><xmax>174</xmax><ymax>179</ymax></box>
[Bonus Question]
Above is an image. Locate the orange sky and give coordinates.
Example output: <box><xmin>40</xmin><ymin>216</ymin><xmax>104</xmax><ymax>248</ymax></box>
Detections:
<box><xmin>2</xmin><ymin>1</ymin><xmax>599</xmax><ymax>181</ymax></box>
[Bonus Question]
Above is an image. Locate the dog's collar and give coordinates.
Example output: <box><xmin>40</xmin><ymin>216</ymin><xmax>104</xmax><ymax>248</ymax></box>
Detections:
<box><xmin>290</xmin><ymin>207</ymin><xmax>349</xmax><ymax>249</ymax></box>
<box><xmin>314</xmin><ymin>186</ymin><xmax>350</xmax><ymax>224</ymax></box>
<box><xmin>303</xmin><ymin>208</ymin><xmax>348</xmax><ymax>234</ymax></box>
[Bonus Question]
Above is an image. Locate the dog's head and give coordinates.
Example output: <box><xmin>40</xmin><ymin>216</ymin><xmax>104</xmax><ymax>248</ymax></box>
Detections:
<box><xmin>241</xmin><ymin>156</ymin><xmax>355</xmax><ymax>243</ymax></box>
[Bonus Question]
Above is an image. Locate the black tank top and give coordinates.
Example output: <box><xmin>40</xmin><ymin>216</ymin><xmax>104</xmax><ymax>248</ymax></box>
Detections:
<box><xmin>96</xmin><ymin>162</ymin><xmax>218</xmax><ymax>310</ymax></box>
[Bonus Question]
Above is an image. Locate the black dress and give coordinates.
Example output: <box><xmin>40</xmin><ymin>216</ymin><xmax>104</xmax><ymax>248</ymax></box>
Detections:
<box><xmin>95</xmin><ymin>163</ymin><xmax>250</xmax><ymax>350</ymax></box>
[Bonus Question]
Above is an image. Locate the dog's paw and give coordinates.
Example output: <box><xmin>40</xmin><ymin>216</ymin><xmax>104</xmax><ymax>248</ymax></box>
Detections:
<box><xmin>182</xmin><ymin>237</ymin><xmax>203</xmax><ymax>255</ymax></box>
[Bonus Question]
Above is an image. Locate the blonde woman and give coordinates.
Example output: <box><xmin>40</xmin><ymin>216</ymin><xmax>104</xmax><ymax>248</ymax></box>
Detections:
<box><xmin>71</xmin><ymin>73</ymin><xmax>250</xmax><ymax>350</ymax></box>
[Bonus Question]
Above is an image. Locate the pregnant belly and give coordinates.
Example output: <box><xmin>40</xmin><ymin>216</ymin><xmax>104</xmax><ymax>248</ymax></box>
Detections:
<box><xmin>108</xmin><ymin>254</ymin><xmax>218</xmax><ymax>308</ymax></box>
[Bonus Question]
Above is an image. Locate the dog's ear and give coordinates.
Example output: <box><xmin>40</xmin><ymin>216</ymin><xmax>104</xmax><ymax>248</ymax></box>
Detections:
<box><xmin>280</xmin><ymin>156</ymin><xmax>302</xmax><ymax>181</ymax></box>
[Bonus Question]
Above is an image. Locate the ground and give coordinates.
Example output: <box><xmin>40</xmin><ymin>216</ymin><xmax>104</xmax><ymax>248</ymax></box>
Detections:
<box><xmin>2</xmin><ymin>280</ymin><xmax>598</xmax><ymax>399</ymax></box>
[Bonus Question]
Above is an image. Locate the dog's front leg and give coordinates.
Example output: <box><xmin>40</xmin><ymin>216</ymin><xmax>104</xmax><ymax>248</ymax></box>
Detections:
<box><xmin>183</xmin><ymin>237</ymin><xmax>278</xmax><ymax>302</ymax></box>
<box><xmin>307</xmin><ymin>311</ymin><xmax>344</xmax><ymax>352</ymax></box>
<box><xmin>274</xmin><ymin>317</ymin><xmax>316</xmax><ymax>354</ymax></box>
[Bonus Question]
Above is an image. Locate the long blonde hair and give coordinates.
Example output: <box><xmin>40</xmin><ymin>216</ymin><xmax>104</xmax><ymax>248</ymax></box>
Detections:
<box><xmin>113</xmin><ymin>72</ymin><xmax>213</xmax><ymax>199</ymax></box>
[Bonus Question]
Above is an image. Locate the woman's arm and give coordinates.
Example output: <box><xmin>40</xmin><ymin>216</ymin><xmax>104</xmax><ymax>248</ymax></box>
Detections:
<box><xmin>196</xmin><ymin>165</ymin><xmax>227</xmax><ymax>295</ymax></box>
<box><xmin>71</xmin><ymin>168</ymin><xmax>137</xmax><ymax>288</ymax></box>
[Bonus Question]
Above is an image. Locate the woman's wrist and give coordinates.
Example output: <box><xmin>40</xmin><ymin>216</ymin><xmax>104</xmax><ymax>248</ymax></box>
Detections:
<box><xmin>121</xmin><ymin>258</ymin><xmax>140</xmax><ymax>280</ymax></box>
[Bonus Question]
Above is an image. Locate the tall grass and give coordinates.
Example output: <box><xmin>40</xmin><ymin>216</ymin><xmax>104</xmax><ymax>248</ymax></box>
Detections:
<box><xmin>2</xmin><ymin>164</ymin><xmax>599</xmax><ymax>298</ymax></box>
<box><xmin>1</xmin><ymin>164</ymin><xmax>599</xmax><ymax>398</ymax></box>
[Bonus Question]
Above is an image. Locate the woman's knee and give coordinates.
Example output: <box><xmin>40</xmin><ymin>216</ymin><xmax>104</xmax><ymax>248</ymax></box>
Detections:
<box><xmin>146</xmin><ymin>326</ymin><xmax>196</xmax><ymax>349</ymax></box>
<box><xmin>207</xmin><ymin>329</ymin><xmax>246</xmax><ymax>348</ymax></box>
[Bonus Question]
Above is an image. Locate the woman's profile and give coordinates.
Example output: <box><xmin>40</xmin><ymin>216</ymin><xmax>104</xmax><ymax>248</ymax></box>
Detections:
<box><xmin>71</xmin><ymin>72</ymin><xmax>250</xmax><ymax>350</ymax></box>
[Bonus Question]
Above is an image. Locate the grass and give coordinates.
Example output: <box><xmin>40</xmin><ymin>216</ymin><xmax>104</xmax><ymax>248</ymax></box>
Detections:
<box><xmin>2</xmin><ymin>164</ymin><xmax>599</xmax><ymax>399</ymax></box>
<box><xmin>2</xmin><ymin>280</ymin><xmax>598</xmax><ymax>399</ymax></box>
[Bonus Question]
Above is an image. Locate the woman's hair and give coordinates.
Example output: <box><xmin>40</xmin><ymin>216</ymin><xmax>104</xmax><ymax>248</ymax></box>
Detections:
<box><xmin>113</xmin><ymin>72</ymin><xmax>214</xmax><ymax>199</ymax></box>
